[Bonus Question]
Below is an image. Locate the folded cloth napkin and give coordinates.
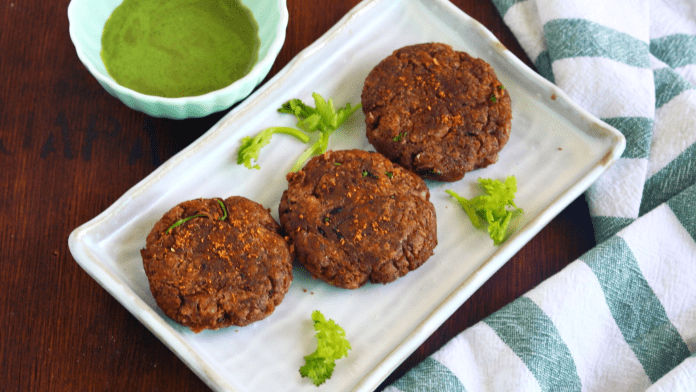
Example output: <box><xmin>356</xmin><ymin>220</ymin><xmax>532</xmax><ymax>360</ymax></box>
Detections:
<box><xmin>386</xmin><ymin>0</ymin><xmax>696</xmax><ymax>390</ymax></box>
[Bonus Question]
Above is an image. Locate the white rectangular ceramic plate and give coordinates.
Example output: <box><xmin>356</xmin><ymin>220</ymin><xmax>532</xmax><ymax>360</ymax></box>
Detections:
<box><xmin>68</xmin><ymin>0</ymin><xmax>625</xmax><ymax>391</ymax></box>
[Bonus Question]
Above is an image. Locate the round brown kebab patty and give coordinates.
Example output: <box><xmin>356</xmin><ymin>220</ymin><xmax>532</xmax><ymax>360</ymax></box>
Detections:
<box><xmin>141</xmin><ymin>196</ymin><xmax>293</xmax><ymax>333</ymax></box>
<box><xmin>279</xmin><ymin>149</ymin><xmax>437</xmax><ymax>289</ymax></box>
<box><xmin>361</xmin><ymin>42</ymin><xmax>512</xmax><ymax>182</ymax></box>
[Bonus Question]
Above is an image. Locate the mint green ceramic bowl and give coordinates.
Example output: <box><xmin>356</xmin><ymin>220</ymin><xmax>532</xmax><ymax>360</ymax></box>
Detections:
<box><xmin>68</xmin><ymin>0</ymin><xmax>288</xmax><ymax>119</ymax></box>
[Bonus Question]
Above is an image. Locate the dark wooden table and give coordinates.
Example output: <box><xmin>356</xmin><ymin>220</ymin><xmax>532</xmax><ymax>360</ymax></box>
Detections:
<box><xmin>1</xmin><ymin>0</ymin><xmax>596</xmax><ymax>390</ymax></box>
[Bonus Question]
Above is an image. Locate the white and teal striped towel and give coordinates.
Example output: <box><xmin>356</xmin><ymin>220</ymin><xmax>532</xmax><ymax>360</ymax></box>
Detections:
<box><xmin>386</xmin><ymin>0</ymin><xmax>696</xmax><ymax>390</ymax></box>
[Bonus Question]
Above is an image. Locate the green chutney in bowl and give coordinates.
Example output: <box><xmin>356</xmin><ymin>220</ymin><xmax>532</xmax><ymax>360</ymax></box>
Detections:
<box><xmin>101</xmin><ymin>0</ymin><xmax>260</xmax><ymax>98</ymax></box>
<box><xmin>68</xmin><ymin>0</ymin><xmax>288</xmax><ymax>119</ymax></box>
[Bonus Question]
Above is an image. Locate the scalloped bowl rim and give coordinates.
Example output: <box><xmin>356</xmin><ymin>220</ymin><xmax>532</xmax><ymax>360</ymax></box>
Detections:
<box><xmin>67</xmin><ymin>0</ymin><xmax>289</xmax><ymax>118</ymax></box>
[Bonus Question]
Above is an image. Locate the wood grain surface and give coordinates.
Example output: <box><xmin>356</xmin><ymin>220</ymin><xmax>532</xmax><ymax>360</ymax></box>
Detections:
<box><xmin>0</xmin><ymin>0</ymin><xmax>596</xmax><ymax>390</ymax></box>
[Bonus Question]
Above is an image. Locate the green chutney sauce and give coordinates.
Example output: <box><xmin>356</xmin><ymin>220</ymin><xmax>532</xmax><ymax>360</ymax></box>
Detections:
<box><xmin>101</xmin><ymin>0</ymin><xmax>260</xmax><ymax>98</ymax></box>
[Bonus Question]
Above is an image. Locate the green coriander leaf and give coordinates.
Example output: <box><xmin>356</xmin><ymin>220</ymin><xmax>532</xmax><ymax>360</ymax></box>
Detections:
<box><xmin>289</xmin><ymin>93</ymin><xmax>361</xmax><ymax>171</ymax></box>
<box><xmin>314</xmin><ymin>127</ymin><xmax>333</xmax><ymax>156</ymax></box>
<box><xmin>392</xmin><ymin>132</ymin><xmax>406</xmax><ymax>142</ymax></box>
<box><xmin>237</xmin><ymin>127</ymin><xmax>310</xmax><ymax>169</ymax></box>
<box><xmin>247</xmin><ymin>93</ymin><xmax>361</xmax><ymax>172</ymax></box>
<box><xmin>488</xmin><ymin>210</ymin><xmax>514</xmax><ymax>246</ymax></box>
<box><xmin>291</xmin><ymin>139</ymin><xmax>324</xmax><ymax>172</ymax></box>
<box><xmin>447</xmin><ymin>176</ymin><xmax>523</xmax><ymax>245</ymax></box>
<box><xmin>165</xmin><ymin>198</ymin><xmax>229</xmax><ymax>234</ymax></box>
<box><xmin>165</xmin><ymin>214</ymin><xmax>207</xmax><ymax>234</ymax></box>
<box><xmin>312</xmin><ymin>93</ymin><xmax>339</xmax><ymax>129</ymax></box>
<box><xmin>299</xmin><ymin>310</ymin><xmax>351</xmax><ymax>386</ymax></box>
<box><xmin>215</xmin><ymin>199</ymin><xmax>228</xmax><ymax>220</ymax></box>
<box><xmin>334</xmin><ymin>102</ymin><xmax>362</xmax><ymax>125</ymax></box>
<box><xmin>445</xmin><ymin>190</ymin><xmax>482</xmax><ymax>229</ymax></box>
<box><xmin>361</xmin><ymin>170</ymin><xmax>377</xmax><ymax>179</ymax></box>
<box><xmin>279</xmin><ymin>98</ymin><xmax>315</xmax><ymax>119</ymax></box>
<box><xmin>297</xmin><ymin>113</ymin><xmax>322</xmax><ymax>133</ymax></box>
